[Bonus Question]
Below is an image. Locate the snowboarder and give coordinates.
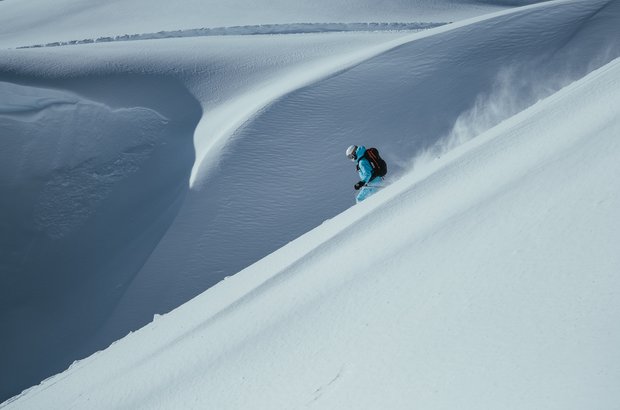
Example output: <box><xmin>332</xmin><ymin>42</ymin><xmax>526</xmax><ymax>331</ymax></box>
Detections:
<box><xmin>346</xmin><ymin>144</ymin><xmax>387</xmax><ymax>203</ymax></box>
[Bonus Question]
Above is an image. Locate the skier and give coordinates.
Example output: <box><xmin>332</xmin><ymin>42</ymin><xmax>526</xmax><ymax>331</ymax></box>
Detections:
<box><xmin>345</xmin><ymin>144</ymin><xmax>386</xmax><ymax>203</ymax></box>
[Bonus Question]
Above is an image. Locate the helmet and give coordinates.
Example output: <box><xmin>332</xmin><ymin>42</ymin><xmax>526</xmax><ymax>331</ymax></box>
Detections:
<box><xmin>346</xmin><ymin>145</ymin><xmax>358</xmax><ymax>161</ymax></box>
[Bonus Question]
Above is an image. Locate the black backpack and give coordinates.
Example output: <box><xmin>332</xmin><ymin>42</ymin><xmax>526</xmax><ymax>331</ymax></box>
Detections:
<box><xmin>359</xmin><ymin>147</ymin><xmax>387</xmax><ymax>179</ymax></box>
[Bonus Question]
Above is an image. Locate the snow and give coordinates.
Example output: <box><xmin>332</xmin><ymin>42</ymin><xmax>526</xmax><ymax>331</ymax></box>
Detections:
<box><xmin>1</xmin><ymin>0</ymin><xmax>620</xmax><ymax>407</ymax></box>
<box><xmin>0</xmin><ymin>0</ymin><xmax>507</xmax><ymax>49</ymax></box>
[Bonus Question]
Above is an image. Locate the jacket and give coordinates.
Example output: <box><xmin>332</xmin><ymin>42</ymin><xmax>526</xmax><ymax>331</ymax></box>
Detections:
<box><xmin>355</xmin><ymin>145</ymin><xmax>376</xmax><ymax>184</ymax></box>
<box><xmin>354</xmin><ymin>145</ymin><xmax>382</xmax><ymax>203</ymax></box>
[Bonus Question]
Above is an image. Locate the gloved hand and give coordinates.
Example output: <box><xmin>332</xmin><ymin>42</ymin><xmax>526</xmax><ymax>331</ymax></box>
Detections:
<box><xmin>354</xmin><ymin>181</ymin><xmax>365</xmax><ymax>190</ymax></box>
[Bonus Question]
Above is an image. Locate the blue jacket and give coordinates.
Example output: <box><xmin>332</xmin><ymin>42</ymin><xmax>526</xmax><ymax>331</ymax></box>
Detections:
<box><xmin>355</xmin><ymin>145</ymin><xmax>376</xmax><ymax>184</ymax></box>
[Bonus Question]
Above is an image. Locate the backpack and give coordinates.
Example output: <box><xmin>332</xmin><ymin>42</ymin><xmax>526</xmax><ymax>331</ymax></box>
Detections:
<box><xmin>359</xmin><ymin>147</ymin><xmax>387</xmax><ymax>179</ymax></box>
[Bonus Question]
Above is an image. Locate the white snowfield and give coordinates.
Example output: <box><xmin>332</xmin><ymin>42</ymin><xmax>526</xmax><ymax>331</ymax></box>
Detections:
<box><xmin>1</xmin><ymin>0</ymin><xmax>620</xmax><ymax>408</ymax></box>
<box><xmin>5</xmin><ymin>35</ymin><xmax>620</xmax><ymax>410</ymax></box>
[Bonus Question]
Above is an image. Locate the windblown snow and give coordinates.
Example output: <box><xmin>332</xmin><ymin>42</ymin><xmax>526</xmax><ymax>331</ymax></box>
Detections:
<box><xmin>1</xmin><ymin>0</ymin><xmax>619</xmax><ymax>408</ymax></box>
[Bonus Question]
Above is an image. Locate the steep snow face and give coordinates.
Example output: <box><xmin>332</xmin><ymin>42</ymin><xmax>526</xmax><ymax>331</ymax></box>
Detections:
<box><xmin>5</xmin><ymin>51</ymin><xmax>619</xmax><ymax>410</ymax></box>
<box><xmin>125</xmin><ymin>0</ymin><xmax>620</xmax><ymax>378</ymax></box>
<box><xmin>0</xmin><ymin>77</ymin><xmax>201</xmax><ymax>402</ymax></box>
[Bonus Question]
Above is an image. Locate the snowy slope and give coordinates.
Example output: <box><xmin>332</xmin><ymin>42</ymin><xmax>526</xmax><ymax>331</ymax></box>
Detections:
<box><xmin>0</xmin><ymin>30</ymin><xmax>418</xmax><ymax>401</ymax></box>
<box><xmin>96</xmin><ymin>0</ymin><xmax>620</xmax><ymax>393</ymax></box>
<box><xmin>4</xmin><ymin>47</ymin><xmax>620</xmax><ymax>410</ymax></box>
<box><xmin>2</xmin><ymin>0</ymin><xmax>620</xmax><ymax>405</ymax></box>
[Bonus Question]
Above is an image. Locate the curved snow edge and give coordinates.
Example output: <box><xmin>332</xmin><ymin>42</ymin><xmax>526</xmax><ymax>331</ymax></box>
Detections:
<box><xmin>188</xmin><ymin>0</ymin><xmax>572</xmax><ymax>186</ymax></box>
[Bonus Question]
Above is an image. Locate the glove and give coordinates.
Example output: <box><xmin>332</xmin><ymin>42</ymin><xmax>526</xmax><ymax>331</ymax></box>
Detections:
<box><xmin>354</xmin><ymin>181</ymin><xmax>365</xmax><ymax>190</ymax></box>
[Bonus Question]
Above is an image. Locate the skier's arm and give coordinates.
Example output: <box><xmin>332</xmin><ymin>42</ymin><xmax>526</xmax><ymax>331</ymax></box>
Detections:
<box><xmin>358</xmin><ymin>158</ymin><xmax>374</xmax><ymax>184</ymax></box>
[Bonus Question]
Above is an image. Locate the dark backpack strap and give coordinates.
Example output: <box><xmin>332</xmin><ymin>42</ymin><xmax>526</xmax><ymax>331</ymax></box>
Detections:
<box><xmin>361</xmin><ymin>151</ymin><xmax>378</xmax><ymax>180</ymax></box>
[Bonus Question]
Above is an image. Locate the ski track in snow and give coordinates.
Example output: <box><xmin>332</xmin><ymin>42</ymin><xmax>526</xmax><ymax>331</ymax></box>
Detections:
<box><xmin>14</xmin><ymin>22</ymin><xmax>448</xmax><ymax>50</ymax></box>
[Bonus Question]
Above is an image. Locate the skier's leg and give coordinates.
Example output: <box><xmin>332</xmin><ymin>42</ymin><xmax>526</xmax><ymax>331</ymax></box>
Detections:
<box><xmin>356</xmin><ymin>186</ymin><xmax>377</xmax><ymax>203</ymax></box>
